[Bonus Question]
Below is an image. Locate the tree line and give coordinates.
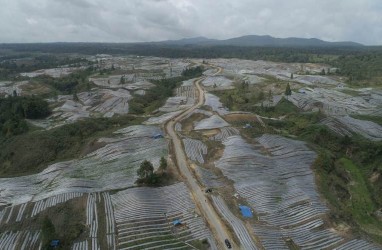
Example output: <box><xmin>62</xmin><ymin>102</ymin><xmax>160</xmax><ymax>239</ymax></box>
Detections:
<box><xmin>0</xmin><ymin>95</ymin><xmax>50</xmax><ymax>137</ymax></box>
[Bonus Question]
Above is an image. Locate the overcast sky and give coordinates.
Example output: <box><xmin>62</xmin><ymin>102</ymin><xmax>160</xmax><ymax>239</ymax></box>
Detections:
<box><xmin>0</xmin><ymin>0</ymin><xmax>381</xmax><ymax>45</ymax></box>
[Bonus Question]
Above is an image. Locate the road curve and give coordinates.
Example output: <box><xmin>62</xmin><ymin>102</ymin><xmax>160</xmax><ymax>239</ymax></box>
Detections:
<box><xmin>164</xmin><ymin>67</ymin><xmax>237</xmax><ymax>249</ymax></box>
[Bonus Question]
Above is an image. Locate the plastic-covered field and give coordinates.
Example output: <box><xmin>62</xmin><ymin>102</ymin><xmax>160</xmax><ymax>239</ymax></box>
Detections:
<box><xmin>204</xmin><ymin>93</ymin><xmax>230</xmax><ymax>115</ymax></box>
<box><xmin>0</xmin><ymin>125</ymin><xmax>167</xmax><ymax>206</ymax></box>
<box><xmin>202</xmin><ymin>76</ymin><xmax>234</xmax><ymax>90</ymax></box>
<box><xmin>215</xmin><ymin>134</ymin><xmax>380</xmax><ymax>249</ymax></box>
<box><xmin>159</xmin><ymin>96</ymin><xmax>194</xmax><ymax>112</ymax></box>
<box><xmin>321</xmin><ymin>116</ymin><xmax>382</xmax><ymax>141</ymax></box>
<box><xmin>194</xmin><ymin>165</ymin><xmax>224</xmax><ymax>188</ymax></box>
<box><xmin>144</xmin><ymin>111</ymin><xmax>182</xmax><ymax>125</ymax></box>
<box><xmin>294</xmin><ymin>75</ymin><xmax>341</xmax><ymax>85</ymax></box>
<box><xmin>0</xmin><ymin>230</ymin><xmax>41</xmax><ymax>250</ymax></box>
<box><xmin>20</xmin><ymin>66</ymin><xmax>84</xmax><ymax>78</ymax></box>
<box><xmin>194</xmin><ymin>115</ymin><xmax>229</xmax><ymax>130</ymax></box>
<box><xmin>289</xmin><ymin>88</ymin><xmax>382</xmax><ymax>116</ymax></box>
<box><xmin>210</xmin><ymin>127</ymin><xmax>239</xmax><ymax>141</ymax></box>
<box><xmin>211</xmin><ymin>196</ymin><xmax>257</xmax><ymax>250</ymax></box>
<box><xmin>36</xmin><ymin>88</ymin><xmax>132</xmax><ymax>129</ymax></box>
<box><xmin>183</xmin><ymin>138</ymin><xmax>207</xmax><ymax>164</ymax></box>
<box><xmin>111</xmin><ymin>182</ymin><xmax>216</xmax><ymax>250</ymax></box>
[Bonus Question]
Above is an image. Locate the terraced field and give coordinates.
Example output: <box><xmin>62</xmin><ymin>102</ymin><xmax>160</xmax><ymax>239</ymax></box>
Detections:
<box><xmin>215</xmin><ymin>134</ymin><xmax>381</xmax><ymax>249</ymax></box>
<box><xmin>0</xmin><ymin>125</ymin><xmax>167</xmax><ymax>206</ymax></box>
<box><xmin>111</xmin><ymin>182</ymin><xmax>216</xmax><ymax>250</ymax></box>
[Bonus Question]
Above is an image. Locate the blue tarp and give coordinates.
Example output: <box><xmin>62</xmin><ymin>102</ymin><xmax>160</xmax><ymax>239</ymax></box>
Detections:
<box><xmin>50</xmin><ymin>240</ymin><xmax>60</xmax><ymax>247</ymax></box>
<box><xmin>173</xmin><ymin>219</ymin><xmax>182</xmax><ymax>226</ymax></box>
<box><xmin>152</xmin><ymin>134</ymin><xmax>163</xmax><ymax>139</ymax></box>
<box><xmin>239</xmin><ymin>205</ymin><xmax>253</xmax><ymax>218</ymax></box>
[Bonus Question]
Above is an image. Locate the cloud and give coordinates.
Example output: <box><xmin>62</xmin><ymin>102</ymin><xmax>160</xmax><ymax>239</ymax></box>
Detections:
<box><xmin>0</xmin><ymin>0</ymin><xmax>380</xmax><ymax>44</ymax></box>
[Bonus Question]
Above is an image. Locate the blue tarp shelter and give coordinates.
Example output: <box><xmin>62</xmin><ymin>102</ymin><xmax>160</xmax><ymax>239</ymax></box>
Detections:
<box><xmin>239</xmin><ymin>205</ymin><xmax>253</xmax><ymax>218</ymax></box>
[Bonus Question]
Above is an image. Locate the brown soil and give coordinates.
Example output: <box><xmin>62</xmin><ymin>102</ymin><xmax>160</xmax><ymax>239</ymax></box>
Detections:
<box><xmin>180</xmin><ymin>113</ymin><xmax>208</xmax><ymax>132</ymax></box>
<box><xmin>370</xmin><ymin>171</ymin><xmax>380</xmax><ymax>183</ymax></box>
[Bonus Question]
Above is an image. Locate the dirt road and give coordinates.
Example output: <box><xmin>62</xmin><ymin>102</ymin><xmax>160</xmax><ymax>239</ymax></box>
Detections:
<box><xmin>164</xmin><ymin>67</ymin><xmax>236</xmax><ymax>249</ymax></box>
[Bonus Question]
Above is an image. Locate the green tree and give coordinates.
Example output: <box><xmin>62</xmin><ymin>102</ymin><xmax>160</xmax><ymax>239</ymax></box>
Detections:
<box><xmin>41</xmin><ymin>217</ymin><xmax>56</xmax><ymax>248</ymax></box>
<box><xmin>120</xmin><ymin>75</ymin><xmax>125</xmax><ymax>85</ymax></box>
<box><xmin>285</xmin><ymin>82</ymin><xmax>292</xmax><ymax>99</ymax></box>
<box><xmin>268</xmin><ymin>89</ymin><xmax>273</xmax><ymax>107</ymax></box>
<box><xmin>73</xmin><ymin>91</ymin><xmax>79</xmax><ymax>102</ymax></box>
<box><xmin>137</xmin><ymin>160</ymin><xmax>154</xmax><ymax>179</ymax></box>
<box><xmin>159</xmin><ymin>156</ymin><xmax>168</xmax><ymax>172</ymax></box>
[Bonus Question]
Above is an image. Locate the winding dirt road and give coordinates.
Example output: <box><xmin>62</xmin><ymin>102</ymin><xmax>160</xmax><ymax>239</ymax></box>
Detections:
<box><xmin>164</xmin><ymin>67</ymin><xmax>237</xmax><ymax>249</ymax></box>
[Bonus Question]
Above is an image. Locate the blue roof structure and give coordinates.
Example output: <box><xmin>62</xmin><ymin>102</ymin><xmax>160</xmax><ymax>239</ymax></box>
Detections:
<box><xmin>239</xmin><ymin>205</ymin><xmax>253</xmax><ymax>218</ymax></box>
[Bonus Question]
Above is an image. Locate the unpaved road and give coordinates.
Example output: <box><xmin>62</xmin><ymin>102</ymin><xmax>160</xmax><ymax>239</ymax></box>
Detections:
<box><xmin>165</xmin><ymin>67</ymin><xmax>237</xmax><ymax>249</ymax></box>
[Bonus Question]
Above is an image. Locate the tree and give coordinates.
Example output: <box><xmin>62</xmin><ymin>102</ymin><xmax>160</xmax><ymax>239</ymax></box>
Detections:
<box><xmin>285</xmin><ymin>82</ymin><xmax>292</xmax><ymax>99</ymax></box>
<box><xmin>137</xmin><ymin>160</ymin><xmax>154</xmax><ymax>179</ymax></box>
<box><xmin>158</xmin><ymin>156</ymin><xmax>167</xmax><ymax>172</ymax></box>
<box><xmin>321</xmin><ymin>69</ymin><xmax>326</xmax><ymax>75</ymax></box>
<box><xmin>73</xmin><ymin>91</ymin><xmax>79</xmax><ymax>102</ymax></box>
<box><xmin>41</xmin><ymin>217</ymin><xmax>56</xmax><ymax>248</ymax></box>
<box><xmin>120</xmin><ymin>75</ymin><xmax>125</xmax><ymax>85</ymax></box>
<box><xmin>268</xmin><ymin>89</ymin><xmax>273</xmax><ymax>107</ymax></box>
<box><xmin>290</xmin><ymin>73</ymin><xmax>294</xmax><ymax>79</ymax></box>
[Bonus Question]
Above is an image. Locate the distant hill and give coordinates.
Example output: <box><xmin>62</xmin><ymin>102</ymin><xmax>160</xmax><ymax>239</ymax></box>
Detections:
<box><xmin>155</xmin><ymin>35</ymin><xmax>363</xmax><ymax>47</ymax></box>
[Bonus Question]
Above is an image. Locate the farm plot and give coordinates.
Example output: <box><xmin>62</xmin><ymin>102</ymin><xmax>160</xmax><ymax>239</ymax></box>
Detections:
<box><xmin>211</xmin><ymin>196</ymin><xmax>258</xmax><ymax>250</ymax></box>
<box><xmin>294</xmin><ymin>75</ymin><xmax>342</xmax><ymax>86</ymax></box>
<box><xmin>20</xmin><ymin>66</ymin><xmax>84</xmax><ymax>78</ymax></box>
<box><xmin>144</xmin><ymin>111</ymin><xmax>182</xmax><ymax>125</ymax></box>
<box><xmin>194</xmin><ymin>115</ymin><xmax>229</xmax><ymax>130</ymax></box>
<box><xmin>336</xmin><ymin>116</ymin><xmax>382</xmax><ymax>141</ymax></box>
<box><xmin>45</xmin><ymin>88</ymin><xmax>132</xmax><ymax>128</ymax></box>
<box><xmin>0</xmin><ymin>81</ymin><xmax>29</xmax><ymax>96</ymax></box>
<box><xmin>288</xmin><ymin>88</ymin><xmax>382</xmax><ymax>116</ymax></box>
<box><xmin>209</xmin><ymin>58</ymin><xmax>328</xmax><ymax>82</ymax></box>
<box><xmin>176</xmin><ymin>86</ymin><xmax>197</xmax><ymax>99</ymax></box>
<box><xmin>183</xmin><ymin>138</ymin><xmax>207</xmax><ymax>164</ymax></box>
<box><xmin>204</xmin><ymin>93</ymin><xmax>230</xmax><ymax>115</ymax></box>
<box><xmin>72</xmin><ymin>240</ymin><xmax>89</xmax><ymax>250</ymax></box>
<box><xmin>0</xmin><ymin>125</ymin><xmax>167</xmax><ymax>206</ymax></box>
<box><xmin>321</xmin><ymin>116</ymin><xmax>382</xmax><ymax>140</ymax></box>
<box><xmin>210</xmin><ymin>127</ymin><xmax>239</xmax><ymax>141</ymax></box>
<box><xmin>214</xmin><ymin>134</ymin><xmax>371</xmax><ymax>249</ymax></box>
<box><xmin>90</xmin><ymin>74</ymin><xmax>132</xmax><ymax>87</ymax></box>
<box><xmin>334</xmin><ymin>239</ymin><xmax>382</xmax><ymax>250</ymax></box>
<box><xmin>30</xmin><ymin>192</ymin><xmax>83</xmax><ymax>217</ymax></box>
<box><xmin>194</xmin><ymin>165</ymin><xmax>224</xmax><ymax>188</ymax></box>
<box><xmin>159</xmin><ymin>97</ymin><xmax>194</xmax><ymax>112</ymax></box>
<box><xmin>86</xmin><ymin>193</ymin><xmax>99</xmax><ymax>249</ymax></box>
<box><xmin>0</xmin><ymin>230</ymin><xmax>41</xmax><ymax>250</ymax></box>
<box><xmin>111</xmin><ymin>182</ymin><xmax>215</xmax><ymax>250</ymax></box>
<box><xmin>202</xmin><ymin>76</ymin><xmax>234</xmax><ymax>90</ymax></box>
<box><xmin>103</xmin><ymin>192</ymin><xmax>117</xmax><ymax>250</ymax></box>
<box><xmin>125</xmin><ymin>81</ymin><xmax>155</xmax><ymax>91</ymax></box>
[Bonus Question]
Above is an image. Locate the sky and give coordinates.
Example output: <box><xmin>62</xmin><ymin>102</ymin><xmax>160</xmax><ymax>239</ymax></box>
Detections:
<box><xmin>0</xmin><ymin>0</ymin><xmax>381</xmax><ymax>45</ymax></box>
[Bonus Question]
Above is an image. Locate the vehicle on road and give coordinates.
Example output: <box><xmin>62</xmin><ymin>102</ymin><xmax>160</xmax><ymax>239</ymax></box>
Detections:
<box><xmin>225</xmin><ymin>239</ymin><xmax>232</xmax><ymax>249</ymax></box>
